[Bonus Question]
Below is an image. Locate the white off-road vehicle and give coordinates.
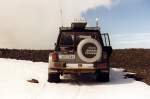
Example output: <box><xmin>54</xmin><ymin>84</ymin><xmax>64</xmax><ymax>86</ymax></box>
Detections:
<box><xmin>48</xmin><ymin>22</ymin><xmax>112</xmax><ymax>83</ymax></box>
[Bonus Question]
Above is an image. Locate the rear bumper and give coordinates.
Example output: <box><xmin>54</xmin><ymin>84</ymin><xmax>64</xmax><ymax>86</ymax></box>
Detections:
<box><xmin>49</xmin><ymin>68</ymin><xmax>96</xmax><ymax>74</ymax></box>
<box><xmin>49</xmin><ymin>62</ymin><xmax>109</xmax><ymax>74</ymax></box>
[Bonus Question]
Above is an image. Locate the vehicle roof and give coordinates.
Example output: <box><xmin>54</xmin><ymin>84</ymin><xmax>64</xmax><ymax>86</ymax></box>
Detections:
<box><xmin>59</xmin><ymin>27</ymin><xmax>101</xmax><ymax>32</ymax></box>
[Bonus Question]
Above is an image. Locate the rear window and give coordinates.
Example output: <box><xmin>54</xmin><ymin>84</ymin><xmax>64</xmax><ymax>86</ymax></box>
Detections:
<box><xmin>58</xmin><ymin>32</ymin><xmax>101</xmax><ymax>51</ymax></box>
<box><xmin>60</xmin><ymin>32</ymin><xmax>74</xmax><ymax>46</ymax></box>
<box><xmin>76</xmin><ymin>32</ymin><xmax>100</xmax><ymax>45</ymax></box>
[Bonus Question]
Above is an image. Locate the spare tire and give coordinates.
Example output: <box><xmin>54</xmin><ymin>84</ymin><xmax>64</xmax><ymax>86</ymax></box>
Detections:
<box><xmin>77</xmin><ymin>38</ymin><xmax>102</xmax><ymax>63</ymax></box>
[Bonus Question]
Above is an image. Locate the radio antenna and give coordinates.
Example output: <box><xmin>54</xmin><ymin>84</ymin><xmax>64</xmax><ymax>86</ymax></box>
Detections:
<box><xmin>59</xmin><ymin>0</ymin><xmax>63</xmax><ymax>27</ymax></box>
<box><xmin>96</xmin><ymin>18</ymin><xmax>99</xmax><ymax>27</ymax></box>
<box><xmin>60</xmin><ymin>9</ymin><xmax>63</xmax><ymax>27</ymax></box>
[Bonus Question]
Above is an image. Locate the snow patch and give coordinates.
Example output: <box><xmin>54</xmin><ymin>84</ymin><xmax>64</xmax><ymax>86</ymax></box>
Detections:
<box><xmin>0</xmin><ymin>58</ymin><xmax>150</xmax><ymax>99</ymax></box>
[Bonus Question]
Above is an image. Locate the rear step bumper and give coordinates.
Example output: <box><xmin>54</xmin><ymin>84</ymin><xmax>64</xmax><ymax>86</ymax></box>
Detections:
<box><xmin>49</xmin><ymin>68</ymin><xmax>109</xmax><ymax>74</ymax></box>
<box><xmin>49</xmin><ymin>67</ymin><xmax>96</xmax><ymax>74</ymax></box>
<box><xmin>49</xmin><ymin>62</ymin><xmax>109</xmax><ymax>74</ymax></box>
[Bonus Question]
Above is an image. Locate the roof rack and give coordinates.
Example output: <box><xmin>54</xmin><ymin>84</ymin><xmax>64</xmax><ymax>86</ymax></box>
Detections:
<box><xmin>71</xmin><ymin>22</ymin><xmax>87</xmax><ymax>29</ymax></box>
<box><xmin>60</xmin><ymin>27</ymin><xmax>100</xmax><ymax>31</ymax></box>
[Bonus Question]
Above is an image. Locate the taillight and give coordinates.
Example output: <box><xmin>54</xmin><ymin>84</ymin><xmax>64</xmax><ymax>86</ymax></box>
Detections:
<box><xmin>51</xmin><ymin>52</ymin><xmax>59</xmax><ymax>62</ymax></box>
<box><xmin>96</xmin><ymin>63</ymin><xmax>107</xmax><ymax>69</ymax></box>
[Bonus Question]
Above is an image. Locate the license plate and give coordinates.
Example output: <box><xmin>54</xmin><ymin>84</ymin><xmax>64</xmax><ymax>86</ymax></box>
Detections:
<box><xmin>59</xmin><ymin>55</ymin><xmax>75</xmax><ymax>60</ymax></box>
<box><xmin>66</xmin><ymin>64</ymin><xmax>94</xmax><ymax>68</ymax></box>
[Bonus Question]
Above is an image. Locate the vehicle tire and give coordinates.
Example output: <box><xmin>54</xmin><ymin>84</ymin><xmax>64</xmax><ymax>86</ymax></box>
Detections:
<box><xmin>48</xmin><ymin>73</ymin><xmax>60</xmax><ymax>83</ymax></box>
<box><xmin>77</xmin><ymin>38</ymin><xmax>102</xmax><ymax>63</ymax></box>
<box><xmin>96</xmin><ymin>70</ymin><xmax>109</xmax><ymax>82</ymax></box>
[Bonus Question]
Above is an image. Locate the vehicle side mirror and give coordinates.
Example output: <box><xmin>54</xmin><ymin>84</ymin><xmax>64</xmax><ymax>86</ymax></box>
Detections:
<box><xmin>54</xmin><ymin>43</ymin><xmax>57</xmax><ymax>47</ymax></box>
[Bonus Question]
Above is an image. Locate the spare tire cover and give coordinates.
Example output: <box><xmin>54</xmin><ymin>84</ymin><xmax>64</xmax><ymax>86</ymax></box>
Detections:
<box><xmin>77</xmin><ymin>38</ymin><xmax>102</xmax><ymax>63</ymax></box>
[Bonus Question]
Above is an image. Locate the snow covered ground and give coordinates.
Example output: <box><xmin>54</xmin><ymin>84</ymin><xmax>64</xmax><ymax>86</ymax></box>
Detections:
<box><xmin>0</xmin><ymin>58</ymin><xmax>150</xmax><ymax>99</ymax></box>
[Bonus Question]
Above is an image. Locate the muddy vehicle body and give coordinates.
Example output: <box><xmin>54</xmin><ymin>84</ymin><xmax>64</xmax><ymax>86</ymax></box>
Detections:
<box><xmin>48</xmin><ymin>22</ymin><xmax>112</xmax><ymax>82</ymax></box>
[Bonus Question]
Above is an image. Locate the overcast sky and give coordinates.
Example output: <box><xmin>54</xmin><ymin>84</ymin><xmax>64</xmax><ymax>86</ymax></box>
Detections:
<box><xmin>0</xmin><ymin>0</ymin><xmax>150</xmax><ymax>49</ymax></box>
